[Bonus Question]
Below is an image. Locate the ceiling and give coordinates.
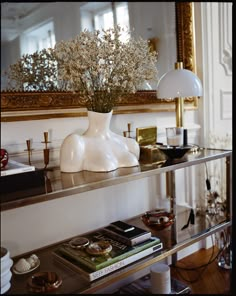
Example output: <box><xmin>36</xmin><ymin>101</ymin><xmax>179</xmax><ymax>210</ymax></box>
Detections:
<box><xmin>1</xmin><ymin>2</ymin><xmax>43</xmax><ymax>42</ymax></box>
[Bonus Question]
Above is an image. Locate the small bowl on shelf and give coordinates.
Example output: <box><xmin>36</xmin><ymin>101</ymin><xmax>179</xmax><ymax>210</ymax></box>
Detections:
<box><xmin>158</xmin><ymin>145</ymin><xmax>192</xmax><ymax>159</ymax></box>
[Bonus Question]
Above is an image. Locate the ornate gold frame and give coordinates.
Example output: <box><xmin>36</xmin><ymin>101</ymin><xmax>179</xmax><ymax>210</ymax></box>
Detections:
<box><xmin>1</xmin><ymin>3</ymin><xmax>196</xmax><ymax>122</ymax></box>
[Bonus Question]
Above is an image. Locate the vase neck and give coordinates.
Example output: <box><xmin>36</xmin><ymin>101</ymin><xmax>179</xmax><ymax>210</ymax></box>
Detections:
<box><xmin>85</xmin><ymin>110</ymin><xmax>113</xmax><ymax>136</ymax></box>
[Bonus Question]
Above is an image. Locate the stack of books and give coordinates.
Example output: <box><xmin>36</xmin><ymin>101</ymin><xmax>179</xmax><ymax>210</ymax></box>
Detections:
<box><xmin>53</xmin><ymin>222</ymin><xmax>163</xmax><ymax>281</ymax></box>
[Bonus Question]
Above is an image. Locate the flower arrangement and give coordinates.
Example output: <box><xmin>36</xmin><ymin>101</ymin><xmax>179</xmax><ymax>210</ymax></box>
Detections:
<box><xmin>54</xmin><ymin>25</ymin><xmax>158</xmax><ymax>113</ymax></box>
<box><xmin>3</xmin><ymin>26</ymin><xmax>158</xmax><ymax>113</ymax></box>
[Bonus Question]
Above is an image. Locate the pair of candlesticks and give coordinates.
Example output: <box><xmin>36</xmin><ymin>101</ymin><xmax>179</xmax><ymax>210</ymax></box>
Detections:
<box><xmin>25</xmin><ymin>132</ymin><xmax>51</xmax><ymax>169</ymax></box>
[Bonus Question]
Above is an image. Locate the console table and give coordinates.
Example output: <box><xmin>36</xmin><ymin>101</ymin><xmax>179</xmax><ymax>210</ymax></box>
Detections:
<box><xmin>1</xmin><ymin>148</ymin><xmax>232</xmax><ymax>294</ymax></box>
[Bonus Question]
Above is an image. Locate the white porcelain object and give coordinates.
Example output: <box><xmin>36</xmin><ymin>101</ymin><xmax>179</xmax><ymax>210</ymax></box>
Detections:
<box><xmin>60</xmin><ymin>111</ymin><xmax>140</xmax><ymax>172</ymax></box>
<box><xmin>1</xmin><ymin>270</ymin><xmax>12</xmax><ymax>288</ymax></box>
<box><xmin>1</xmin><ymin>282</ymin><xmax>11</xmax><ymax>295</ymax></box>
<box><xmin>1</xmin><ymin>253</ymin><xmax>13</xmax><ymax>274</ymax></box>
<box><xmin>1</xmin><ymin>247</ymin><xmax>12</xmax><ymax>294</ymax></box>
<box><xmin>14</xmin><ymin>258</ymin><xmax>31</xmax><ymax>272</ymax></box>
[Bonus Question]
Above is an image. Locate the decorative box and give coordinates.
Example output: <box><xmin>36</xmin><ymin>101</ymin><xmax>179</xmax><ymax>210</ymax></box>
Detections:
<box><xmin>136</xmin><ymin>126</ymin><xmax>166</xmax><ymax>163</ymax></box>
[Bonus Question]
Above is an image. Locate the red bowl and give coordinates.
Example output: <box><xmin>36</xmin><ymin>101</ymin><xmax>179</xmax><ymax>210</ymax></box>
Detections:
<box><xmin>1</xmin><ymin>149</ymin><xmax>9</xmax><ymax>169</ymax></box>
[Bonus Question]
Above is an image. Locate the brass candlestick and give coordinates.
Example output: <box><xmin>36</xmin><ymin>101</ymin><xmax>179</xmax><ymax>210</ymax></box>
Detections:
<box><xmin>25</xmin><ymin>139</ymin><xmax>33</xmax><ymax>165</ymax></box>
<box><xmin>41</xmin><ymin>132</ymin><xmax>51</xmax><ymax>169</ymax></box>
<box><xmin>123</xmin><ymin>123</ymin><xmax>133</xmax><ymax>138</ymax></box>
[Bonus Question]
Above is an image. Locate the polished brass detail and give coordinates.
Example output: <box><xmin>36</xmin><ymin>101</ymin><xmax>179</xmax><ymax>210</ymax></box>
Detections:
<box><xmin>1</xmin><ymin>3</ymin><xmax>197</xmax><ymax>121</ymax></box>
<box><xmin>123</xmin><ymin>122</ymin><xmax>132</xmax><ymax>138</ymax></box>
<box><xmin>136</xmin><ymin>126</ymin><xmax>157</xmax><ymax>146</ymax></box>
<box><xmin>175</xmin><ymin>62</ymin><xmax>184</xmax><ymax>127</ymax></box>
<box><xmin>176</xmin><ymin>3</ymin><xmax>195</xmax><ymax>72</ymax></box>
<box><xmin>136</xmin><ymin>126</ymin><xmax>166</xmax><ymax>163</ymax></box>
<box><xmin>25</xmin><ymin>139</ymin><xmax>33</xmax><ymax>165</ymax></box>
<box><xmin>41</xmin><ymin>131</ymin><xmax>51</xmax><ymax>169</ymax></box>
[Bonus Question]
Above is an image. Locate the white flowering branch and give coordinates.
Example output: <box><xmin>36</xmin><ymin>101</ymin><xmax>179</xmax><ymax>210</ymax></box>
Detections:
<box><xmin>55</xmin><ymin>25</ymin><xmax>158</xmax><ymax>112</ymax></box>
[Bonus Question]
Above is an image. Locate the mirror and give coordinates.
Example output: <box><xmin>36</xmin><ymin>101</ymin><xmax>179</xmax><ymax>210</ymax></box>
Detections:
<box><xmin>1</xmin><ymin>2</ymin><xmax>197</xmax><ymax>122</ymax></box>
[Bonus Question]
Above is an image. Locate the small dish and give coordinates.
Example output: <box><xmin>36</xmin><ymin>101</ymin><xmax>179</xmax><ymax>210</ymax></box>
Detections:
<box><xmin>27</xmin><ymin>271</ymin><xmax>62</xmax><ymax>293</ymax></box>
<box><xmin>141</xmin><ymin>210</ymin><xmax>175</xmax><ymax>230</ymax></box>
<box><xmin>86</xmin><ymin>241</ymin><xmax>112</xmax><ymax>256</ymax></box>
<box><xmin>12</xmin><ymin>259</ymin><xmax>40</xmax><ymax>275</ymax></box>
<box><xmin>158</xmin><ymin>145</ymin><xmax>192</xmax><ymax>159</ymax></box>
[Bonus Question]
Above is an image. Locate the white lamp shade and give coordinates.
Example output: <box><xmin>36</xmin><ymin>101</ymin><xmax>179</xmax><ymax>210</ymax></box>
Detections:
<box><xmin>157</xmin><ymin>68</ymin><xmax>203</xmax><ymax>98</ymax></box>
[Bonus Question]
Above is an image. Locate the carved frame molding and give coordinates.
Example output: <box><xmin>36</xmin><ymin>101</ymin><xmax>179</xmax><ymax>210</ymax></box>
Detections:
<box><xmin>1</xmin><ymin>2</ymin><xmax>197</xmax><ymax>122</ymax></box>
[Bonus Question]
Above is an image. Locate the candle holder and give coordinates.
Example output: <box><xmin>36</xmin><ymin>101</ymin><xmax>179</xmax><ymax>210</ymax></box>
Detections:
<box><xmin>123</xmin><ymin>123</ymin><xmax>133</xmax><ymax>138</ymax></box>
<box><xmin>41</xmin><ymin>132</ymin><xmax>51</xmax><ymax>169</ymax></box>
<box><xmin>25</xmin><ymin>139</ymin><xmax>34</xmax><ymax>165</ymax></box>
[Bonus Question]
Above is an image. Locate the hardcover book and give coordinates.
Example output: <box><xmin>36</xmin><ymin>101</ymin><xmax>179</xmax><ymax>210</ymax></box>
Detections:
<box><xmin>103</xmin><ymin>224</ymin><xmax>152</xmax><ymax>246</ymax></box>
<box><xmin>53</xmin><ymin>230</ymin><xmax>161</xmax><ymax>272</ymax></box>
<box><xmin>53</xmin><ymin>241</ymin><xmax>163</xmax><ymax>282</ymax></box>
<box><xmin>0</xmin><ymin>159</ymin><xmax>35</xmax><ymax>176</ymax></box>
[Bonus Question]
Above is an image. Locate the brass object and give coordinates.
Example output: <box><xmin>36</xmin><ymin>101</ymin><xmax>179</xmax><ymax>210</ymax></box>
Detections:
<box><xmin>136</xmin><ymin>126</ymin><xmax>157</xmax><ymax>146</ymax></box>
<box><xmin>25</xmin><ymin>139</ymin><xmax>33</xmax><ymax>165</ymax></box>
<box><xmin>123</xmin><ymin>123</ymin><xmax>132</xmax><ymax>138</ymax></box>
<box><xmin>136</xmin><ymin>126</ymin><xmax>166</xmax><ymax>163</ymax></box>
<box><xmin>0</xmin><ymin>3</ymin><xmax>197</xmax><ymax>122</ymax></box>
<box><xmin>41</xmin><ymin>132</ymin><xmax>51</xmax><ymax>169</ymax></box>
<box><xmin>175</xmin><ymin>62</ymin><xmax>184</xmax><ymax>127</ymax></box>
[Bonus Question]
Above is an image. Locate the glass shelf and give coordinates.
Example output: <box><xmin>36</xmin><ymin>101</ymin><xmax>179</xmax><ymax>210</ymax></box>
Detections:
<box><xmin>1</xmin><ymin>148</ymin><xmax>232</xmax><ymax>212</ymax></box>
<box><xmin>8</xmin><ymin>211</ymin><xmax>231</xmax><ymax>295</ymax></box>
<box><xmin>5</xmin><ymin>147</ymin><xmax>232</xmax><ymax>294</ymax></box>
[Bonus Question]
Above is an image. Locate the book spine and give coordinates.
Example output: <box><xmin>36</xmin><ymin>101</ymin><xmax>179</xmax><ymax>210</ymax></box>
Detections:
<box><xmin>103</xmin><ymin>228</ymin><xmax>151</xmax><ymax>246</ymax></box>
<box><xmin>89</xmin><ymin>242</ymin><xmax>163</xmax><ymax>281</ymax></box>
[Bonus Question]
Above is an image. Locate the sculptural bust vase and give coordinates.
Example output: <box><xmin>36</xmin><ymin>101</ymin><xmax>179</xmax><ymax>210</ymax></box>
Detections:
<box><xmin>60</xmin><ymin>110</ymin><xmax>140</xmax><ymax>172</ymax></box>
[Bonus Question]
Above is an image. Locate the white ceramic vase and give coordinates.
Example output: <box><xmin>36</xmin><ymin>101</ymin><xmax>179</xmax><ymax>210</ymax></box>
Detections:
<box><xmin>60</xmin><ymin>110</ymin><xmax>140</xmax><ymax>172</ymax></box>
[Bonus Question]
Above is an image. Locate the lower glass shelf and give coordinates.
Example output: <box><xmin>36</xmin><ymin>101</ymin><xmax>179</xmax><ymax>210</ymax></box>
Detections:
<box><xmin>114</xmin><ymin>274</ymin><xmax>191</xmax><ymax>294</ymax></box>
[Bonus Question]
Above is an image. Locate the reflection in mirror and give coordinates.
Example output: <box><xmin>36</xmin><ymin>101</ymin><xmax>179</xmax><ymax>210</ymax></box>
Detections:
<box><xmin>1</xmin><ymin>2</ymin><xmax>197</xmax><ymax>121</ymax></box>
<box><xmin>1</xmin><ymin>2</ymin><xmax>176</xmax><ymax>90</ymax></box>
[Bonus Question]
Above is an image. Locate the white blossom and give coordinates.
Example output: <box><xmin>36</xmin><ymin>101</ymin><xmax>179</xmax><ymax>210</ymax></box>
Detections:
<box><xmin>54</xmin><ymin>25</ymin><xmax>158</xmax><ymax>113</ymax></box>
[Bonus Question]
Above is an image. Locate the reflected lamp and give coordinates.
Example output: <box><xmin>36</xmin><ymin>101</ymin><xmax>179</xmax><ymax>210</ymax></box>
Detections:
<box><xmin>156</xmin><ymin>62</ymin><xmax>203</xmax><ymax>127</ymax></box>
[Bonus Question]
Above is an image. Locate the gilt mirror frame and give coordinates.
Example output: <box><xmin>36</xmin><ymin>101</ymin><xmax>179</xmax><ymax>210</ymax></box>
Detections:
<box><xmin>1</xmin><ymin>2</ymin><xmax>197</xmax><ymax>122</ymax></box>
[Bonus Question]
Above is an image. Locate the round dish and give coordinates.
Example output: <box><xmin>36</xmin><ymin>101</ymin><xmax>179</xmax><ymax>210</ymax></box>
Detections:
<box><xmin>141</xmin><ymin>211</ymin><xmax>175</xmax><ymax>230</ymax></box>
<box><xmin>158</xmin><ymin>145</ymin><xmax>192</xmax><ymax>159</ymax></box>
<box><xmin>69</xmin><ymin>237</ymin><xmax>90</xmax><ymax>249</ymax></box>
<box><xmin>27</xmin><ymin>271</ymin><xmax>62</xmax><ymax>293</ymax></box>
<box><xmin>12</xmin><ymin>259</ymin><xmax>40</xmax><ymax>275</ymax></box>
<box><xmin>86</xmin><ymin>241</ymin><xmax>112</xmax><ymax>256</ymax></box>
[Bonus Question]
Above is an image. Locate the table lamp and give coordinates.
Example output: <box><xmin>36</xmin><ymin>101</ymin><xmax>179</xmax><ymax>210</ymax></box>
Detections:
<box><xmin>156</xmin><ymin>62</ymin><xmax>203</xmax><ymax>127</ymax></box>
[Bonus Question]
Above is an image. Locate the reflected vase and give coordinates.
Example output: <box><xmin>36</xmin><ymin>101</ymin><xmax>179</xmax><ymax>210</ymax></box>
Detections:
<box><xmin>60</xmin><ymin>110</ymin><xmax>140</xmax><ymax>172</ymax></box>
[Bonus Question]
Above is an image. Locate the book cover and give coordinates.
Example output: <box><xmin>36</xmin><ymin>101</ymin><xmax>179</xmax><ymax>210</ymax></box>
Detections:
<box><xmin>53</xmin><ymin>239</ymin><xmax>163</xmax><ymax>281</ymax></box>
<box><xmin>0</xmin><ymin>159</ymin><xmax>35</xmax><ymax>176</ymax></box>
<box><xmin>53</xmin><ymin>230</ymin><xmax>161</xmax><ymax>272</ymax></box>
<box><xmin>103</xmin><ymin>224</ymin><xmax>152</xmax><ymax>246</ymax></box>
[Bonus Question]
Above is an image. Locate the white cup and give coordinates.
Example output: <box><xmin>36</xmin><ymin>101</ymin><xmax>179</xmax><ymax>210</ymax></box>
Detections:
<box><xmin>166</xmin><ymin>127</ymin><xmax>184</xmax><ymax>147</ymax></box>
<box><xmin>150</xmin><ymin>263</ymin><xmax>171</xmax><ymax>294</ymax></box>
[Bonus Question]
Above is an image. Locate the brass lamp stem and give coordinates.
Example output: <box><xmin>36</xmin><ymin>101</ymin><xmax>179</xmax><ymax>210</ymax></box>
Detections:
<box><xmin>175</xmin><ymin>61</ymin><xmax>184</xmax><ymax>127</ymax></box>
<box><xmin>176</xmin><ymin>97</ymin><xmax>184</xmax><ymax>127</ymax></box>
